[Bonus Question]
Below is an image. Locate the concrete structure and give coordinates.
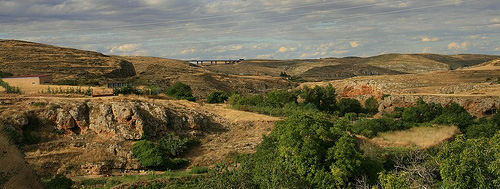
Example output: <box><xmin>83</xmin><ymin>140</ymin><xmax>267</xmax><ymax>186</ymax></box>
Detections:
<box><xmin>2</xmin><ymin>75</ymin><xmax>52</xmax><ymax>85</ymax></box>
<box><xmin>187</xmin><ymin>59</ymin><xmax>244</xmax><ymax>66</ymax></box>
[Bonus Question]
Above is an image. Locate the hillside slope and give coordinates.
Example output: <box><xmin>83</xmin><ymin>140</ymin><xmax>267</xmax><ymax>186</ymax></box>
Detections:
<box><xmin>0</xmin><ymin>40</ymin><xmax>136</xmax><ymax>79</ymax></box>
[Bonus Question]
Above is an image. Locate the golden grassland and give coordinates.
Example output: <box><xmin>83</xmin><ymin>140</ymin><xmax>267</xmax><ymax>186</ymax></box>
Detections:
<box><xmin>369</xmin><ymin>125</ymin><xmax>460</xmax><ymax>148</ymax></box>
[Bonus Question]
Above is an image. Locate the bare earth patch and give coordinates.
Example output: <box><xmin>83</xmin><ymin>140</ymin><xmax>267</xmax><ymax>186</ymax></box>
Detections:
<box><xmin>369</xmin><ymin>126</ymin><xmax>460</xmax><ymax>148</ymax></box>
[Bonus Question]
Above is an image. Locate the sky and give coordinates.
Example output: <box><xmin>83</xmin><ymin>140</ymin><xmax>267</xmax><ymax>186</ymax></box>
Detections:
<box><xmin>1</xmin><ymin>0</ymin><xmax>499</xmax><ymax>60</ymax></box>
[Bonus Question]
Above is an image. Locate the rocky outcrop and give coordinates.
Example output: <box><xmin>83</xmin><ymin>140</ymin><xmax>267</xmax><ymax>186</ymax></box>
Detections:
<box><xmin>46</xmin><ymin>100</ymin><xmax>211</xmax><ymax>140</ymax></box>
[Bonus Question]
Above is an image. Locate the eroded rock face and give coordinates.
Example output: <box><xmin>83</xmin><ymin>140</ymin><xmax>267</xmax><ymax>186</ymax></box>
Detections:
<box><xmin>47</xmin><ymin>101</ymin><xmax>210</xmax><ymax>140</ymax></box>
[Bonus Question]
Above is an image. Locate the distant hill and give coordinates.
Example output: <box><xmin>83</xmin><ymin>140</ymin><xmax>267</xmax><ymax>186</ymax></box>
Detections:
<box><xmin>0</xmin><ymin>40</ymin><xmax>136</xmax><ymax>79</ymax></box>
<box><xmin>205</xmin><ymin>53</ymin><xmax>500</xmax><ymax>81</ymax></box>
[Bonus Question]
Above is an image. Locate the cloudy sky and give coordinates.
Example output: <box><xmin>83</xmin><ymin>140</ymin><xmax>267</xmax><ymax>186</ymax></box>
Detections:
<box><xmin>1</xmin><ymin>0</ymin><xmax>499</xmax><ymax>59</ymax></box>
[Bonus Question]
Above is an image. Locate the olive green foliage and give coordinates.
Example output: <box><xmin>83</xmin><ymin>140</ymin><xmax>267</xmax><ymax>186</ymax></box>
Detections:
<box><xmin>165</xmin><ymin>82</ymin><xmax>196</xmax><ymax>101</ymax></box>
<box><xmin>190</xmin><ymin>166</ymin><xmax>209</xmax><ymax>174</ymax></box>
<box><xmin>228</xmin><ymin>89</ymin><xmax>318</xmax><ymax>117</ymax></box>
<box><xmin>158</xmin><ymin>133</ymin><xmax>199</xmax><ymax>157</ymax></box>
<box><xmin>0</xmin><ymin>71</ymin><xmax>13</xmax><ymax>78</ymax></box>
<box><xmin>401</xmin><ymin>99</ymin><xmax>442</xmax><ymax>123</ymax></box>
<box><xmin>0</xmin><ymin>78</ymin><xmax>21</xmax><ymax>94</ymax></box>
<box><xmin>465</xmin><ymin>117</ymin><xmax>500</xmax><ymax>139</ymax></box>
<box><xmin>432</xmin><ymin>103</ymin><xmax>474</xmax><ymax>130</ymax></box>
<box><xmin>132</xmin><ymin>133</ymin><xmax>198</xmax><ymax>170</ymax></box>
<box><xmin>206</xmin><ymin>91</ymin><xmax>228</xmax><ymax>103</ymax></box>
<box><xmin>265</xmin><ymin>89</ymin><xmax>297</xmax><ymax>108</ymax></box>
<box><xmin>40</xmin><ymin>86</ymin><xmax>92</xmax><ymax>96</ymax></box>
<box><xmin>364</xmin><ymin>97</ymin><xmax>379</xmax><ymax>114</ymax></box>
<box><xmin>195</xmin><ymin>114</ymin><xmax>376</xmax><ymax>188</ymax></box>
<box><xmin>56</xmin><ymin>79</ymin><xmax>100</xmax><ymax>86</ymax></box>
<box><xmin>299</xmin><ymin>84</ymin><xmax>337</xmax><ymax>113</ymax></box>
<box><xmin>438</xmin><ymin>134</ymin><xmax>500</xmax><ymax>188</ymax></box>
<box><xmin>350</xmin><ymin>117</ymin><xmax>411</xmax><ymax>138</ymax></box>
<box><xmin>378</xmin><ymin>172</ymin><xmax>410</xmax><ymax>189</ymax></box>
<box><xmin>337</xmin><ymin>98</ymin><xmax>365</xmax><ymax>116</ymax></box>
<box><xmin>132</xmin><ymin>140</ymin><xmax>167</xmax><ymax>169</ymax></box>
<box><xmin>113</xmin><ymin>84</ymin><xmax>160</xmax><ymax>95</ymax></box>
<box><xmin>44</xmin><ymin>174</ymin><xmax>73</xmax><ymax>189</ymax></box>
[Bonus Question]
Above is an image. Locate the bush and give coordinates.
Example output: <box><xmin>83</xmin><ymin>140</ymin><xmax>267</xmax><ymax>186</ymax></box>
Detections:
<box><xmin>132</xmin><ymin>140</ymin><xmax>167</xmax><ymax>169</ymax></box>
<box><xmin>0</xmin><ymin>71</ymin><xmax>13</xmax><ymax>78</ymax></box>
<box><xmin>206</xmin><ymin>91</ymin><xmax>228</xmax><ymax>103</ymax></box>
<box><xmin>337</xmin><ymin>98</ymin><xmax>365</xmax><ymax>116</ymax></box>
<box><xmin>299</xmin><ymin>84</ymin><xmax>337</xmax><ymax>113</ymax></box>
<box><xmin>191</xmin><ymin>166</ymin><xmax>210</xmax><ymax>174</ymax></box>
<box><xmin>432</xmin><ymin>103</ymin><xmax>474</xmax><ymax>130</ymax></box>
<box><xmin>401</xmin><ymin>99</ymin><xmax>442</xmax><ymax>123</ymax></box>
<box><xmin>157</xmin><ymin>133</ymin><xmax>198</xmax><ymax>157</ymax></box>
<box><xmin>265</xmin><ymin>89</ymin><xmax>297</xmax><ymax>108</ymax></box>
<box><xmin>44</xmin><ymin>174</ymin><xmax>73</xmax><ymax>189</ymax></box>
<box><xmin>364</xmin><ymin>97</ymin><xmax>379</xmax><ymax>114</ymax></box>
<box><xmin>165</xmin><ymin>82</ymin><xmax>196</xmax><ymax>101</ymax></box>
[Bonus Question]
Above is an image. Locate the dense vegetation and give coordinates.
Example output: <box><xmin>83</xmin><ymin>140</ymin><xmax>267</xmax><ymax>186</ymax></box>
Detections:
<box><xmin>132</xmin><ymin>133</ymin><xmax>199</xmax><ymax>170</ymax></box>
<box><xmin>164</xmin><ymin>82</ymin><xmax>196</xmax><ymax>101</ymax></box>
<box><xmin>150</xmin><ymin>85</ymin><xmax>500</xmax><ymax>188</ymax></box>
<box><xmin>206</xmin><ymin>90</ymin><xmax>228</xmax><ymax>103</ymax></box>
<box><xmin>229</xmin><ymin>85</ymin><xmax>371</xmax><ymax>117</ymax></box>
<box><xmin>113</xmin><ymin>84</ymin><xmax>161</xmax><ymax>96</ymax></box>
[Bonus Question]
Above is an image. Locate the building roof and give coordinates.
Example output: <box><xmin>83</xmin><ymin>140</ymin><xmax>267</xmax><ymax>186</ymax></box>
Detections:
<box><xmin>3</xmin><ymin>74</ymin><xmax>51</xmax><ymax>78</ymax></box>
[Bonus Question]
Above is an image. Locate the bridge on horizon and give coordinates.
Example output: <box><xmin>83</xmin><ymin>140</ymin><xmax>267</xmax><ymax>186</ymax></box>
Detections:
<box><xmin>187</xmin><ymin>59</ymin><xmax>245</xmax><ymax>66</ymax></box>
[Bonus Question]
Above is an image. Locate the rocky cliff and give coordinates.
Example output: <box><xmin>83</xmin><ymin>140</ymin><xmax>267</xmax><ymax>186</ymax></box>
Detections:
<box><xmin>46</xmin><ymin>100</ymin><xmax>211</xmax><ymax>139</ymax></box>
<box><xmin>1</xmin><ymin>99</ymin><xmax>218</xmax><ymax>177</ymax></box>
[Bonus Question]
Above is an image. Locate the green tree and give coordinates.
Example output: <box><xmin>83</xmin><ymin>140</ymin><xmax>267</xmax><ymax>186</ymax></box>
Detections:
<box><xmin>432</xmin><ymin>103</ymin><xmax>474</xmax><ymax>130</ymax></box>
<box><xmin>337</xmin><ymin>98</ymin><xmax>365</xmax><ymax>116</ymax></box>
<box><xmin>401</xmin><ymin>99</ymin><xmax>442</xmax><ymax>123</ymax></box>
<box><xmin>299</xmin><ymin>84</ymin><xmax>337</xmax><ymax>113</ymax></box>
<box><xmin>206</xmin><ymin>90</ymin><xmax>228</xmax><ymax>103</ymax></box>
<box><xmin>165</xmin><ymin>82</ymin><xmax>196</xmax><ymax>101</ymax></box>
<box><xmin>265</xmin><ymin>89</ymin><xmax>297</xmax><ymax>108</ymax></box>
<box><xmin>438</xmin><ymin>135</ymin><xmax>500</xmax><ymax>188</ymax></box>
<box><xmin>364</xmin><ymin>97</ymin><xmax>379</xmax><ymax>115</ymax></box>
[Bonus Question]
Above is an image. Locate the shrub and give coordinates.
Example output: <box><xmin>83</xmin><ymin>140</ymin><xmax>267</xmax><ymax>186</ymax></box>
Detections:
<box><xmin>191</xmin><ymin>166</ymin><xmax>210</xmax><ymax>174</ymax></box>
<box><xmin>207</xmin><ymin>91</ymin><xmax>228</xmax><ymax>103</ymax></box>
<box><xmin>265</xmin><ymin>89</ymin><xmax>297</xmax><ymax>108</ymax></box>
<box><xmin>132</xmin><ymin>140</ymin><xmax>167</xmax><ymax>169</ymax></box>
<box><xmin>432</xmin><ymin>103</ymin><xmax>474</xmax><ymax>130</ymax></box>
<box><xmin>165</xmin><ymin>82</ymin><xmax>196</xmax><ymax>101</ymax></box>
<box><xmin>337</xmin><ymin>98</ymin><xmax>365</xmax><ymax>116</ymax></box>
<box><xmin>44</xmin><ymin>174</ymin><xmax>73</xmax><ymax>189</ymax></box>
<box><xmin>364</xmin><ymin>97</ymin><xmax>379</xmax><ymax>114</ymax></box>
<box><xmin>299</xmin><ymin>84</ymin><xmax>338</xmax><ymax>112</ymax></box>
<box><xmin>401</xmin><ymin>99</ymin><xmax>442</xmax><ymax>123</ymax></box>
<box><xmin>157</xmin><ymin>133</ymin><xmax>198</xmax><ymax>157</ymax></box>
<box><xmin>0</xmin><ymin>71</ymin><xmax>13</xmax><ymax>78</ymax></box>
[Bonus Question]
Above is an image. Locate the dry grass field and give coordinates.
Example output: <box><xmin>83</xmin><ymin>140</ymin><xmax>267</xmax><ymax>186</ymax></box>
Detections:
<box><xmin>368</xmin><ymin>126</ymin><xmax>460</xmax><ymax>148</ymax></box>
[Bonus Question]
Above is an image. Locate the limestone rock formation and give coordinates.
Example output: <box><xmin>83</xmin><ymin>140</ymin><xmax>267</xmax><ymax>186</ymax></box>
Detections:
<box><xmin>47</xmin><ymin>100</ymin><xmax>210</xmax><ymax>140</ymax></box>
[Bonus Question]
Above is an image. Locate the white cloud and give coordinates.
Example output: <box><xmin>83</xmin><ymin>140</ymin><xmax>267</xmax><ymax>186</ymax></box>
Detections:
<box><xmin>421</xmin><ymin>37</ymin><xmax>439</xmax><ymax>42</ymax></box>
<box><xmin>350</xmin><ymin>41</ymin><xmax>359</xmax><ymax>48</ymax></box>
<box><xmin>331</xmin><ymin>50</ymin><xmax>349</xmax><ymax>54</ymax></box>
<box><xmin>495</xmin><ymin>47</ymin><xmax>500</xmax><ymax>51</ymax></box>
<box><xmin>289</xmin><ymin>47</ymin><xmax>297</xmax><ymax>51</ymax></box>
<box><xmin>299</xmin><ymin>52</ymin><xmax>321</xmax><ymax>58</ymax></box>
<box><xmin>278</xmin><ymin>47</ymin><xmax>289</xmax><ymax>53</ymax></box>
<box><xmin>447</xmin><ymin>42</ymin><xmax>469</xmax><ymax>50</ymax></box>
<box><xmin>470</xmin><ymin>35</ymin><xmax>489</xmax><ymax>39</ymax></box>
<box><xmin>230</xmin><ymin>45</ymin><xmax>243</xmax><ymax>51</ymax></box>
<box><xmin>491</xmin><ymin>18</ymin><xmax>500</xmax><ymax>23</ymax></box>
<box><xmin>181</xmin><ymin>48</ymin><xmax>196</xmax><ymax>54</ymax></box>
<box><xmin>110</xmin><ymin>44</ymin><xmax>142</xmax><ymax>53</ymax></box>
